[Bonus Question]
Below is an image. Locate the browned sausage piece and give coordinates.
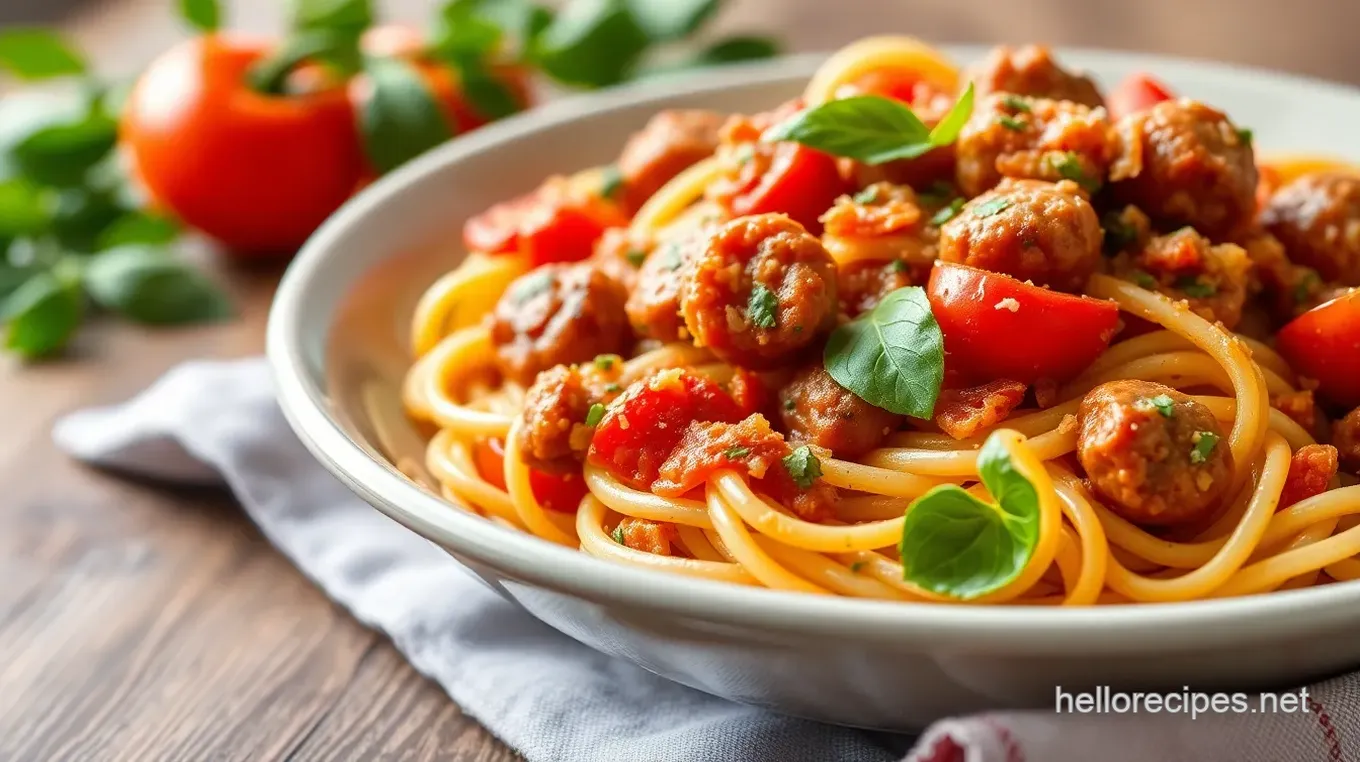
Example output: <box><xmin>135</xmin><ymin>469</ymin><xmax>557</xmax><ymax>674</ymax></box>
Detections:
<box><xmin>489</xmin><ymin>263</ymin><xmax>630</xmax><ymax>386</ymax></box>
<box><xmin>1113</xmin><ymin>227</ymin><xmax>1251</xmax><ymax>329</ymax></box>
<box><xmin>1261</xmin><ymin>172</ymin><xmax>1360</xmax><ymax>286</ymax></box>
<box><xmin>625</xmin><ymin>229</ymin><xmax>707</xmax><ymax>343</ymax></box>
<box><xmin>516</xmin><ymin>364</ymin><xmax>594</xmax><ymax>473</ymax></box>
<box><xmin>1077</xmin><ymin>380</ymin><xmax>1234</xmax><ymax>526</ymax></box>
<box><xmin>617</xmin><ymin>109</ymin><xmax>725</xmax><ymax>214</ymax></box>
<box><xmin>1334</xmin><ymin>407</ymin><xmax>1360</xmax><ymax>475</ymax></box>
<box><xmin>777</xmin><ymin>364</ymin><xmax>903</xmax><ymax>458</ymax></box>
<box><xmin>1111</xmin><ymin>99</ymin><xmax>1257</xmax><ymax>240</ymax></box>
<box><xmin>955</xmin><ymin>93</ymin><xmax>1115</xmax><ymax>197</ymax></box>
<box><xmin>591</xmin><ymin>226</ymin><xmax>651</xmax><ymax>293</ymax></box>
<box><xmin>966</xmin><ymin>44</ymin><xmax>1104</xmax><ymax>108</ymax></box>
<box><xmin>938</xmin><ymin>178</ymin><xmax>1103</xmax><ymax>293</ymax></box>
<box><xmin>836</xmin><ymin>259</ymin><xmax>915</xmax><ymax>319</ymax></box>
<box><xmin>681</xmin><ymin>214</ymin><xmax>838</xmax><ymax>368</ymax></box>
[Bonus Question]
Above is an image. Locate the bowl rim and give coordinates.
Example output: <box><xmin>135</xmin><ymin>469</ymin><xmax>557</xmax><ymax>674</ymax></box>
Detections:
<box><xmin>268</xmin><ymin>46</ymin><xmax>1360</xmax><ymax>654</ymax></box>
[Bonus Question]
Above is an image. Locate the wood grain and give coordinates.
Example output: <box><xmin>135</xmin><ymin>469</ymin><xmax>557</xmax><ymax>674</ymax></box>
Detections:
<box><xmin>6</xmin><ymin>1</ymin><xmax>1360</xmax><ymax>760</ymax></box>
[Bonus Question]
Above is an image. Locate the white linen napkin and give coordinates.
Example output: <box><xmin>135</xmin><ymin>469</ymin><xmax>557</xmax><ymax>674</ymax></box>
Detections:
<box><xmin>52</xmin><ymin>358</ymin><xmax>1360</xmax><ymax>762</ymax></box>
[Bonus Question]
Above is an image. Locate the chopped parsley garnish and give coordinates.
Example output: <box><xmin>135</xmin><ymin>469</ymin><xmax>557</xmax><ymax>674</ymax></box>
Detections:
<box><xmin>724</xmin><ymin>445</ymin><xmax>751</xmax><ymax>459</ymax></box>
<box><xmin>972</xmin><ymin>197</ymin><xmax>1012</xmax><ymax>217</ymax></box>
<box><xmin>918</xmin><ymin>181</ymin><xmax>954</xmax><ymax>205</ymax></box>
<box><xmin>585</xmin><ymin>403</ymin><xmax>606</xmax><ymax>427</ymax></box>
<box><xmin>1146</xmin><ymin>394</ymin><xmax>1177</xmax><ymax>418</ymax></box>
<box><xmin>1236</xmin><ymin>127</ymin><xmax>1253</xmax><ymax>147</ymax></box>
<box><xmin>853</xmin><ymin>185</ymin><xmax>883</xmax><ymax>205</ymax></box>
<box><xmin>1000</xmin><ymin>94</ymin><xmax>1032</xmax><ymax>113</ymax></box>
<box><xmin>1189</xmin><ymin>431</ymin><xmax>1220</xmax><ymax>464</ymax></box>
<box><xmin>604</xmin><ymin>382</ymin><xmax>622</xmax><ymax>393</ymax></box>
<box><xmin>1102</xmin><ymin>211</ymin><xmax>1137</xmax><ymax>255</ymax></box>
<box><xmin>997</xmin><ymin>114</ymin><xmax>1026</xmax><ymax>132</ymax></box>
<box><xmin>783</xmin><ymin>398</ymin><xmax>796</xmax><ymax>411</ymax></box>
<box><xmin>1053</xmin><ymin>152</ymin><xmax>1100</xmax><ymax>193</ymax></box>
<box><xmin>625</xmin><ymin>248</ymin><xmax>648</xmax><ymax>267</ymax></box>
<box><xmin>849</xmin><ymin>561</ymin><xmax>865</xmax><ymax>573</ymax></box>
<box><xmin>660</xmin><ymin>243</ymin><xmax>683</xmax><ymax>271</ymax></box>
<box><xmin>599</xmin><ymin>165</ymin><xmax>625</xmax><ymax>199</ymax></box>
<box><xmin>611</xmin><ymin>525</ymin><xmax>626</xmax><ymax>544</ymax></box>
<box><xmin>747</xmin><ymin>283</ymin><xmax>779</xmax><ymax>329</ymax></box>
<box><xmin>511</xmin><ymin>271</ymin><xmax>554</xmax><ymax>305</ymax></box>
<box><xmin>1294</xmin><ymin>270</ymin><xmax>1320</xmax><ymax>304</ymax></box>
<box><xmin>929</xmin><ymin>197</ymin><xmax>965</xmax><ymax>226</ymax></box>
<box><xmin>1130</xmin><ymin>269</ymin><xmax>1157</xmax><ymax>289</ymax></box>
<box><xmin>782</xmin><ymin>445</ymin><xmax>822</xmax><ymax>489</ymax></box>
<box><xmin>1175</xmin><ymin>276</ymin><xmax>1217</xmax><ymax>299</ymax></box>
<box><xmin>890</xmin><ymin>259</ymin><xmax>908</xmax><ymax>273</ymax></box>
<box><xmin>594</xmin><ymin>354</ymin><xmax>617</xmax><ymax>371</ymax></box>
<box><xmin>734</xmin><ymin>144</ymin><xmax>756</xmax><ymax>166</ymax></box>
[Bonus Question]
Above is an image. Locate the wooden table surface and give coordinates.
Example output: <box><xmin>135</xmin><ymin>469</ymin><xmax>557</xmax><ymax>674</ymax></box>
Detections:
<box><xmin>5</xmin><ymin>1</ymin><xmax>1360</xmax><ymax>760</ymax></box>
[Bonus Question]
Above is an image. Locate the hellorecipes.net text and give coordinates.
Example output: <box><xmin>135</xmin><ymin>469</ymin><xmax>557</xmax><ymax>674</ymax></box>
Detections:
<box><xmin>1055</xmin><ymin>686</ymin><xmax>1313</xmax><ymax>720</ymax></box>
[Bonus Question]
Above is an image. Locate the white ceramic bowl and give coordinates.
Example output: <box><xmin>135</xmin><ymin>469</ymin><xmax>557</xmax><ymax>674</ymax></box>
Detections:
<box><xmin>267</xmin><ymin>47</ymin><xmax>1360</xmax><ymax>730</ymax></box>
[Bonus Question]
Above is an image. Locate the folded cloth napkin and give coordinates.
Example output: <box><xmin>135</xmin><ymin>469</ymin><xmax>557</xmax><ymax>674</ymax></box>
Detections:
<box><xmin>53</xmin><ymin>358</ymin><xmax>1359</xmax><ymax>762</ymax></box>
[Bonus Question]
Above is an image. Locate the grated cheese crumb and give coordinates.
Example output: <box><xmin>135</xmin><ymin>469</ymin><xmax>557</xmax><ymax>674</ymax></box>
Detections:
<box><xmin>994</xmin><ymin>297</ymin><xmax>1020</xmax><ymax>312</ymax></box>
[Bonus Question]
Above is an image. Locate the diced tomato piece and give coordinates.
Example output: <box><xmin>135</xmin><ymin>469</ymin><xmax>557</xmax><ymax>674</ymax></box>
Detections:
<box><xmin>472</xmin><ymin>437</ymin><xmax>590</xmax><ymax>513</ymax></box>
<box><xmin>462</xmin><ymin>184</ymin><xmax>626</xmax><ymax>265</ymax></box>
<box><xmin>1107</xmin><ymin>72</ymin><xmax>1176</xmax><ymax>121</ymax></box>
<box><xmin>847</xmin><ymin>69</ymin><xmax>928</xmax><ymax>104</ymax></box>
<box><xmin>927</xmin><ymin>262</ymin><xmax>1121</xmax><ymax>384</ymax></box>
<box><xmin>1276</xmin><ymin>290</ymin><xmax>1360</xmax><ymax>407</ymax></box>
<box><xmin>728</xmin><ymin>368</ymin><xmax>770</xmax><ymax>418</ymax></box>
<box><xmin>1278</xmin><ymin>444</ymin><xmax>1338</xmax><ymax>510</ymax></box>
<box><xmin>587</xmin><ymin>370</ymin><xmax>745</xmax><ymax>490</ymax></box>
<box><xmin>714</xmin><ymin>141</ymin><xmax>848</xmax><ymax>234</ymax></box>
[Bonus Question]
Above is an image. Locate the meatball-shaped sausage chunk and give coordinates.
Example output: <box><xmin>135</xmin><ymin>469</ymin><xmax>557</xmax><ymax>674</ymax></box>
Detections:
<box><xmin>1078</xmin><ymin>380</ymin><xmax>1234</xmax><ymax>526</ymax></box>
<box><xmin>625</xmin><ymin>228</ymin><xmax>707</xmax><ymax>343</ymax></box>
<box><xmin>490</xmin><ymin>263</ymin><xmax>629</xmax><ymax>386</ymax></box>
<box><xmin>778</xmin><ymin>364</ymin><xmax>903</xmax><ymax>458</ymax></box>
<box><xmin>617</xmin><ymin>109</ymin><xmax>725</xmax><ymax>214</ymax></box>
<box><xmin>681</xmin><ymin>214</ymin><xmax>838</xmax><ymax>368</ymax></box>
<box><xmin>954</xmin><ymin>93</ymin><xmax>1116</xmax><ymax>197</ymax></box>
<box><xmin>1261</xmin><ymin>172</ymin><xmax>1360</xmax><ymax>286</ymax></box>
<box><xmin>1111</xmin><ymin>99</ymin><xmax>1257</xmax><ymax>240</ymax></box>
<box><xmin>516</xmin><ymin>365</ymin><xmax>594</xmax><ymax>473</ymax></box>
<box><xmin>938</xmin><ymin>179</ymin><xmax>1103</xmax><ymax>292</ymax></box>
<box><xmin>966</xmin><ymin>44</ymin><xmax>1104</xmax><ymax>108</ymax></box>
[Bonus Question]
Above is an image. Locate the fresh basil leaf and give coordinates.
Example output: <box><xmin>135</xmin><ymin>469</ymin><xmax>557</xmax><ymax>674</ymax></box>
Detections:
<box><xmin>2</xmin><ymin>270</ymin><xmax>82</xmax><ymax>358</ymax></box>
<box><xmin>0</xmin><ymin>178</ymin><xmax>52</xmax><ymax>238</ymax></box>
<box><xmin>972</xmin><ymin>197</ymin><xmax>1011</xmax><ymax>217</ymax></box>
<box><xmin>51</xmin><ymin>189</ymin><xmax>125</xmax><ymax>251</ymax></box>
<box><xmin>248</xmin><ymin>30</ymin><xmax>359</xmax><ymax>94</ymax></box>
<box><xmin>474</xmin><ymin>0</ymin><xmax>554</xmax><ymax>56</ymax></box>
<box><xmin>627</xmin><ymin>0</ymin><xmax>719</xmax><ymax>41</ymax></box>
<box><xmin>533</xmin><ymin>0</ymin><xmax>650</xmax><ymax>88</ymax></box>
<box><xmin>11</xmin><ymin>112</ymin><xmax>118</xmax><ymax>187</ymax></box>
<box><xmin>457</xmin><ymin>60</ymin><xmax>524</xmax><ymax>120</ymax></box>
<box><xmin>823</xmin><ymin>286</ymin><xmax>944</xmax><ymax>417</ymax></box>
<box><xmin>83</xmin><ymin>246</ymin><xmax>232</xmax><ymax>325</ymax></box>
<box><xmin>290</xmin><ymin>0</ymin><xmax>373</xmax><ymax>34</ymax></box>
<box><xmin>178</xmin><ymin>0</ymin><xmax>222</xmax><ymax>32</ymax></box>
<box><xmin>747</xmin><ymin>283</ymin><xmax>778</xmax><ymax>328</ymax></box>
<box><xmin>0</xmin><ymin>29</ymin><xmax>86</xmax><ymax>81</ymax></box>
<box><xmin>926</xmin><ymin>82</ymin><xmax>973</xmax><ymax>146</ymax></box>
<box><xmin>434</xmin><ymin>0</ymin><xmax>504</xmax><ymax>59</ymax></box>
<box><xmin>690</xmin><ymin>36</ymin><xmax>780</xmax><ymax>66</ymax></box>
<box><xmin>96</xmin><ymin>211</ymin><xmax>180</xmax><ymax>251</ymax></box>
<box><xmin>358</xmin><ymin>57</ymin><xmax>456</xmax><ymax>174</ymax></box>
<box><xmin>898</xmin><ymin>433</ymin><xmax>1040</xmax><ymax>599</ymax></box>
<box><xmin>763</xmin><ymin>95</ymin><xmax>931</xmax><ymax>164</ymax></box>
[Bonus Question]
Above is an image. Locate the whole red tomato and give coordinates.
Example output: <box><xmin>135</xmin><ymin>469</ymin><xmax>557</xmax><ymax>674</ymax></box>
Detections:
<box><xmin>1276</xmin><ymin>289</ymin><xmax>1360</xmax><ymax>407</ymax></box>
<box><xmin>121</xmin><ymin>35</ymin><xmax>367</xmax><ymax>256</ymax></box>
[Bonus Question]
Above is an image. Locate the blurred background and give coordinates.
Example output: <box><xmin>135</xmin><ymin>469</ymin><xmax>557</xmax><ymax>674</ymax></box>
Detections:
<box><xmin>16</xmin><ymin>0</ymin><xmax>1360</xmax><ymax>85</ymax></box>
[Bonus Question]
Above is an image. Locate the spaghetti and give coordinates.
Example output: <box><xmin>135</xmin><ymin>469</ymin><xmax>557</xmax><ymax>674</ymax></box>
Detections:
<box><xmin>402</xmin><ymin>36</ymin><xmax>1360</xmax><ymax>606</ymax></box>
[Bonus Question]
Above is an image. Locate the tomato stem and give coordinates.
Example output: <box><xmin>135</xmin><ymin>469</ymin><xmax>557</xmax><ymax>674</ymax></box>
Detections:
<box><xmin>247</xmin><ymin>30</ymin><xmax>359</xmax><ymax>96</ymax></box>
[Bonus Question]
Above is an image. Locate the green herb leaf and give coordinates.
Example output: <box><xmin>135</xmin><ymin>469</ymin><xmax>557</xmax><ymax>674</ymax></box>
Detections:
<box><xmin>660</xmin><ymin>243</ymin><xmax>683</xmax><ymax>271</ymax></box>
<box><xmin>917</xmin><ymin>181</ymin><xmax>953</xmax><ymax>205</ymax></box>
<box><xmin>625</xmin><ymin>248</ymin><xmax>647</xmax><ymax>267</ymax></box>
<box><xmin>599</xmin><ymin>165</ymin><xmax>625</xmax><ymax>200</ymax></box>
<box><xmin>997</xmin><ymin>114</ymin><xmax>1025</xmax><ymax>132</ymax></box>
<box><xmin>532</xmin><ymin>0</ymin><xmax>650</xmax><ymax>88</ymax></box>
<box><xmin>1237</xmin><ymin>127</ymin><xmax>1253</xmax><ymax>147</ymax></box>
<box><xmin>2</xmin><ymin>269</ymin><xmax>82</xmax><ymax>358</ymax></box>
<box><xmin>0</xmin><ymin>178</ymin><xmax>52</xmax><ymax>238</ymax></box>
<box><xmin>593</xmin><ymin>354</ymin><xmax>618</xmax><ymax>371</ymax></box>
<box><xmin>849</xmin><ymin>561</ymin><xmax>864</xmax><ymax>572</ymax></box>
<box><xmin>1000</xmin><ymin>94</ymin><xmax>1031</xmax><ymax>113</ymax></box>
<box><xmin>82</xmin><ymin>246</ymin><xmax>232</xmax><ymax>325</ymax></box>
<box><xmin>1294</xmin><ymin>269</ymin><xmax>1320</xmax><ymax>304</ymax></box>
<box><xmin>433</xmin><ymin>0</ymin><xmax>504</xmax><ymax>59</ymax></box>
<box><xmin>1102</xmin><ymin>211</ymin><xmax>1136</xmax><ymax>255</ymax></box>
<box><xmin>611</xmin><ymin>524</ymin><xmax>626</xmax><ymax>544</ymax></box>
<box><xmin>473</xmin><ymin>0</ymin><xmax>554</xmax><ymax>57</ymax></box>
<box><xmin>853</xmin><ymin>186</ymin><xmax>882</xmax><ymax>205</ymax></box>
<box><xmin>1053</xmin><ymin>151</ymin><xmax>1100</xmax><ymax>193</ymax></box>
<box><xmin>0</xmin><ymin>29</ymin><xmax>86</xmax><ymax>81</ymax></box>
<box><xmin>627</xmin><ymin>0</ymin><xmax>719</xmax><ymax>41</ymax></box>
<box><xmin>584</xmin><ymin>402</ymin><xmax>606</xmax><ymax>427</ymax></box>
<box><xmin>358</xmin><ymin>57</ymin><xmax>456</xmax><ymax>174</ymax></box>
<box><xmin>1145</xmin><ymin>394</ymin><xmax>1176</xmax><ymax>418</ymax></box>
<box><xmin>290</xmin><ymin>0</ymin><xmax>373</xmax><ymax>35</ymax></box>
<box><xmin>929</xmin><ymin>198</ymin><xmax>964</xmax><ymax>226</ymax></box>
<box><xmin>763</xmin><ymin>95</ymin><xmax>931</xmax><ymax>164</ymax></box>
<box><xmin>782</xmin><ymin>445</ymin><xmax>822</xmax><ymax>489</ymax></box>
<box><xmin>50</xmin><ymin>189</ymin><xmax>126</xmax><ymax>251</ymax></box>
<box><xmin>178</xmin><ymin>0</ymin><xmax>222</xmax><ymax>32</ymax></box>
<box><xmin>459</xmin><ymin>61</ymin><xmax>525</xmax><ymax>120</ymax></box>
<box><xmin>724</xmin><ymin>445</ymin><xmax>751</xmax><ymax>459</ymax></box>
<box><xmin>926</xmin><ymin>82</ymin><xmax>974</xmax><ymax>146</ymax></box>
<box><xmin>898</xmin><ymin>432</ymin><xmax>1040</xmax><ymax>599</ymax></box>
<box><xmin>1175</xmin><ymin>276</ymin><xmax>1216</xmax><ymax>299</ymax></box>
<box><xmin>971</xmin><ymin>197</ymin><xmax>1011</xmax><ymax>218</ymax></box>
<box><xmin>96</xmin><ymin>211</ymin><xmax>180</xmax><ymax>251</ymax></box>
<box><xmin>248</xmin><ymin>29</ymin><xmax>361</xmax><ymax>94</ymax></box>
<box><xmin>1190</xmin><ymin>430</ymin><xmax>1219</xmax><ymax>464</ymax></box>
<box><xmin>823</xmin><ymin>286</ymin><xmax>944</xmax><ymax>417</ymax></box>
<box><xmin>782</xmin><ymin>398</ymin><xmax>795</xmax><ymax>411</ymax></box>
<box><xmin>890</xmin><ymin>259</ymin><xmax>908</xmax><ymax>273</ymax></box>
<box><xmin>689</xmin><ymin>35</ymin><xmax>779</xmax><ymax>67</ymax></box>
<box><xmin>603</xmin><ymin>382</ymin><xmax>622</xmax><ymax>393</ymax></box>
<box><xmin>511</xmin><ymin>271</ymin><xmax>554</xmax><ymax>305</ymax></box>
<box><xmin>11</xmin><ymin>111</ymin><xmax>118</xmax><ymax>187</ymax></box>
<box><xmin>1130</xmin><ymin>269</ymin><xmax>1157</xmax><ymax>289</ymax></box>
<box><xmin>747</xmin><ymin>283</ymin><xmax>778</xmax><ymax>329</ymax></box>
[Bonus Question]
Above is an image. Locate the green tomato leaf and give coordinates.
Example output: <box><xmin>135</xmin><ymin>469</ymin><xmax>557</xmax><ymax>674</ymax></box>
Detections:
<box><xmin>0</xmin><ymin>178</ymin><xmax>52</xmax><ymax>238</ymax></box>
<box><xmin>178</xmin><ymin>0</ymin><xmax>223</xmax><ymax>32</ymax></box>
<box><xmin>926</xmin><ymin>82</ymin><xmax>973</xmax><ymax>147</ymax></box>
<box><xmin>691</xmin><ymin>35</ymin><xmax>780</xmax><ymax>66</ymax></box>
<box><xmin>51</xmin><ymin>189</ymin><xmax>126</xmax><ymax>251</ymax></box>
<box><xmin>96</xmin><ymin>211</ymin><xmax>180</xmax><ymax>251</ymax></box>
<box><xmin>532</xmin><ymin>0</ymin><xmax>650</xmax><ymax>88</ymax></box>
<box><xmin>1</xmin><ymin>270</ymin><xmax>82</xmax><ymax>358</ymax></box>
<box><xmin>822</xmin><ymin>286</ymin><xmax>944</xmax><ymax>417</ymax></box>
<box><xmin>763</xmin><ymin>95</ymin><xmax>931</xmax><ymax>164</ymax></box>
<box><xmin>83</xmin><ymin>246</ymin><xmax>232</xmax><ymax>325</ymax></box>
<box><xmin>626</xmin><ymin>0</ymin><xmax>719</xmax><ymax>41</ymax></box>
<box><xmin>0</xmin><ymin>29</ymin><xmax>87</xmax><ymax>81</ymax></box>
<box><xmin>11</xmin><ymin>111</ymin><xmax>119</xmax><ymax>187</ymax></box>
<box><xmin>898</xmin><ymin>433</ymin><xmax>1041</xmax><ymax>599</ymax></box>
<box><xmin>358</xmin><ymin>56</ymin><xmax>456</xmax><ymax>174</ymax></box>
